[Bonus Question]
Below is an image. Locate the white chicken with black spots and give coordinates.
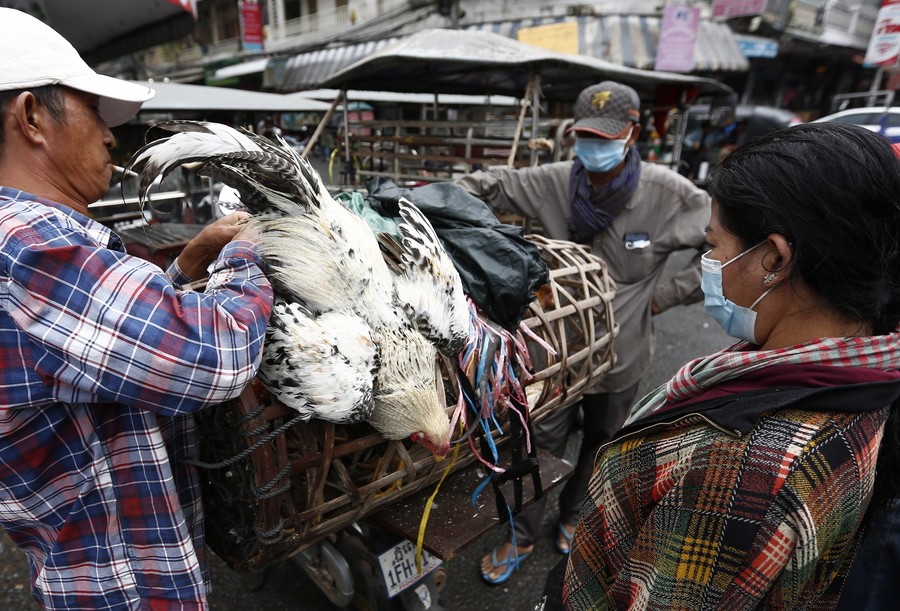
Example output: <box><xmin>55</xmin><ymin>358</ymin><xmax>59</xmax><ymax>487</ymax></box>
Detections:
<box><xmin>128</xmin><ymin>121</ymin><xmax>469</xmax><ymax>457</ymax></box>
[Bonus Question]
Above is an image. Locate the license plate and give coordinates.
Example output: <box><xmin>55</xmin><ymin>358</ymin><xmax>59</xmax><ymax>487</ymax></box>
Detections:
<box><xmin>377</xmin><ymin>539</ymin><xmax>441</xmax><ymax>599</ymax></box>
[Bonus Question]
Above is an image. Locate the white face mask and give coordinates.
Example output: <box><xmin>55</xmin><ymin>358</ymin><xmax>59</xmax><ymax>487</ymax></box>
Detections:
<box><xmin>574</xmin><ymin>127</ymin><xmax>633</xmax><ymax>173</ymax></box>
<box><xmin>700</xmin><ymin>242</ymin><xmax>773</xmax><ymax>344</ymax></box>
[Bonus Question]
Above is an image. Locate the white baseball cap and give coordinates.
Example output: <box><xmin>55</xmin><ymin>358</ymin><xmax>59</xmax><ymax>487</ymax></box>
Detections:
<box><xmin>0</xmin><ymin>8</ymin><xmax>154</xmax><ymax>127</ymax></box>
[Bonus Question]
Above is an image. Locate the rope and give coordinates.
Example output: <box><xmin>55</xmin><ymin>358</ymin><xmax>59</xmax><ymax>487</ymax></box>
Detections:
<box><xmin>183</xmin><ymin>412</ymin><xmax>307</xmax><ymax>470</ymax></box>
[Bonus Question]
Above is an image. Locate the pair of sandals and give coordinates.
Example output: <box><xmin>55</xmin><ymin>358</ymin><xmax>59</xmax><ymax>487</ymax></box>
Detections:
<box><xmin>480</xmin><ymin>523</ymin><xmax>576</xmax><ymax>585</ymax></box>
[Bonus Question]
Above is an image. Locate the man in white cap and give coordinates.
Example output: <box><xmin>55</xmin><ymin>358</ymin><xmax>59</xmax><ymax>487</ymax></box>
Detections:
<box><xmin>456</xmin><ymin>81</ymin><xmax>712</xmax><ymax>585</ymax></box>
<box><xmin>0</xmin><ymin>8</ymin><xmax>273</xmax><ymax>609</ymax></box>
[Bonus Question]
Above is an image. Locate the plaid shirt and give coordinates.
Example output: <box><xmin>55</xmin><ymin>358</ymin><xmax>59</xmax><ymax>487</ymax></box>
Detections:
<box><xmin>564</xmin><ymin>396</ymin><xmax>892</xmax><ymax>610</ymax></box>
<box><xmin>0</xmin><ymin>188</ymin><xmax>273</xmax><ymax>609</ymax></box>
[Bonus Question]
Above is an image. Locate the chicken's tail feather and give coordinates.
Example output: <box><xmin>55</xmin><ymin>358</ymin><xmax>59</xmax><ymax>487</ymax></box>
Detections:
<box><xmin>396</xmin><ymin>198</ymin><xmax>444</xmax><ymax>267</ymax></box>
<box><xmin>127</xmin><ymin>120</ymin><xmax>330</xmax><ymax>216</ymax></box>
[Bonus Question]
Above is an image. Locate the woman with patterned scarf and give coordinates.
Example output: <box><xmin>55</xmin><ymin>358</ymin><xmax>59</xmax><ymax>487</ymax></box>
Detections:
<box><xmin>558</xmin><ymin>122</ymin><xmax>900</xmax><ymax>610</ymax></box>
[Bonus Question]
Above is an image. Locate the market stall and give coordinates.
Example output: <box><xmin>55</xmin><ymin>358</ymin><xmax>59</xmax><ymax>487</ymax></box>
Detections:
<box><xmin>310</xmin><ymin>28</ymin><xmax>736</xmax><ymax>186</ymax></box>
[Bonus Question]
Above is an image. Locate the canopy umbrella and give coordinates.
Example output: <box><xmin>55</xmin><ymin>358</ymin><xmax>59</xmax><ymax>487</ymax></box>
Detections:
<box><xmin>319</xmin><ymin>28</ymin><xmax>734</xmax><ymax>102</ymax></box>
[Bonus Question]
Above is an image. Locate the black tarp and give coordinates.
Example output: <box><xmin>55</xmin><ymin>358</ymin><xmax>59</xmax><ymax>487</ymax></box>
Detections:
<box><xmin>365</xmin><ymin>177</ymin><xmax>548</xmax><ymax>331</ymax></box>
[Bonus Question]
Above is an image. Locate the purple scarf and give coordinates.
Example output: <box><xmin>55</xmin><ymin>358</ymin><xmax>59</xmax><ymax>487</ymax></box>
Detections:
<box><xmin>567</xmin><ymin>146</ymin><xmax>641</xmax><ymax>243</ymax></box>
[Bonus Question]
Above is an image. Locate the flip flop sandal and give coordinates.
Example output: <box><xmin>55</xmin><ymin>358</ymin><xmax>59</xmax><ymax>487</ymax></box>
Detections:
<box><xmin>556</xmin><ymin>523</ymin><xmax>575</xmax><ymax>554</ymax></box>
<box><xmin>481</xmin><ymin>544</ymin><xmax>532</xmax><ymax>585</ymax></box>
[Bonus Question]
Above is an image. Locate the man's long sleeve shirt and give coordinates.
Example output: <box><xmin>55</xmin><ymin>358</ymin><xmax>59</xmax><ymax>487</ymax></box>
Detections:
<box><xmin>0</xmin><ymin>187</ymin><xmax>273</xmax><ymax>609</ymax></box>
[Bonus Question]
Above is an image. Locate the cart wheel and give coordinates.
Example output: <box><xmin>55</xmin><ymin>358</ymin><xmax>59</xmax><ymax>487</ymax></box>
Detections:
<box><xmin>430</xmin><ymin>566</ymin><xmax>447</xmax><ymax>593</ymax></box>
<box><xmin>337</xmin><ymin>533</ymin><xmax>396</xmax><ymax>611</ymax></box>
<box><xmin>290</xmin><ymin>539</ymin><xmax>355</xmax><ymax>608</ymax></box>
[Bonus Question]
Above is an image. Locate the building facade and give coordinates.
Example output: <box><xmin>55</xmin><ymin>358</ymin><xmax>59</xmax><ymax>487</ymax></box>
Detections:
<box><xmin>115</xmin><ymin>0</ymin><xmax>890</xmax><ymax>119</ymax></box>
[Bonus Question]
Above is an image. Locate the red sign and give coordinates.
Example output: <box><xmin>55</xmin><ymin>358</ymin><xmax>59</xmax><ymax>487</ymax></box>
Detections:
<box><xmin>239</xmin><ymin>0</ymin><xmax>264</xmax><ymax>51</ymax></box>
<box><xmin>711</xmin><ymin>0</ymin><xmax>766</xmax><ymax>19</ymax></box>
<box><xmin>865</xmin><ymin>0</ymin><xmax>900</xmax><ymax>66</ymax></box>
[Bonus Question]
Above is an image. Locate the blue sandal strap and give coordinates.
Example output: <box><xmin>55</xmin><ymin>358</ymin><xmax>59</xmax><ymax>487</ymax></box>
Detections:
<box><xmin>483</xmin><ymin>545</ymin><xmax>532</xmax><ymax>585</ymax></box>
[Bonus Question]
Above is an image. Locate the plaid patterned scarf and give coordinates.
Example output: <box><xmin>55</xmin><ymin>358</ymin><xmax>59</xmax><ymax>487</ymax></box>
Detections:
<box><xmin>567</xmin><ymin>146</ymin><xmax>641</xmax><ymax>243</ymax></box>
<box><xmin>627</xmin><ymin>333</ymin><xmax>900</xmax><ymax>424</ymax></box>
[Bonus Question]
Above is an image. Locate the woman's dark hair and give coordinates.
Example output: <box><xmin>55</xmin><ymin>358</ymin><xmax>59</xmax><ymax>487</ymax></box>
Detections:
<box><xmin>707</xmin><ymin>122</ymin><xmax>900</xmax><ymax>335</ymax></box>
<box><xmin>0</xmin><ymin>85</ymin><xmax>67</xmax><ymax>148</ymax></box>
<box><xmin>709</xmin><ymin>122</ymin><xmax>900</xmax><ymax>526</ymax></box>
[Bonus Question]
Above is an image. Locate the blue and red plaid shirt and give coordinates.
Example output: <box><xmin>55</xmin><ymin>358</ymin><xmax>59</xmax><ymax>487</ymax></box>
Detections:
<box><xmin>0</xmin><ymin>187</ymin><xmax>273</xmax><ymax>609</ymax></box>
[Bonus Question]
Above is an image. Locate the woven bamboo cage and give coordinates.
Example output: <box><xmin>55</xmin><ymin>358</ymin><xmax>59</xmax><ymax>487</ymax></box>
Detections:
<box><xmin>195</xmin><ymin>235</ymin><xmax>617</xmax><ymax>572</ymax></box>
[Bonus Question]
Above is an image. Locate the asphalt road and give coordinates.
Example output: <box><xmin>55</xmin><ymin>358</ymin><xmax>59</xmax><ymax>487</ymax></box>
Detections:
<box><xmin>0</xmin><ymin>250</ymin><xmax>733</xmax><ymax>611</ymax></box>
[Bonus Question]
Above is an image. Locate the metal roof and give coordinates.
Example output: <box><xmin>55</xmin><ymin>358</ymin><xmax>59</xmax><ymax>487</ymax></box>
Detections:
<box><xmin>276</xmin><ymin>38</ymin><xmax>402</xmax><ymax>92</ymax></box>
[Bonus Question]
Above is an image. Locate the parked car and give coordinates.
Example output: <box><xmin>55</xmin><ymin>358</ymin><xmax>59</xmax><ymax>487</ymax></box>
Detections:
<box><xmin>675</xmin><ymin>104</ymin><xmax>802</xmax><ymax>183</ymax></box>
<box><xmin>812</xmin><ymin>107</ymin><xmax>900</xmax><ymax>143</ymax></box>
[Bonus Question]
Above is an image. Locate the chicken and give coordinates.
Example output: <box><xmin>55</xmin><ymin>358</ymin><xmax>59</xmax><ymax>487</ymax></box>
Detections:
<box><xmin>127</xmin><ymin>121</ymin><xmax>469</xmax><ymax>457</ymax></box>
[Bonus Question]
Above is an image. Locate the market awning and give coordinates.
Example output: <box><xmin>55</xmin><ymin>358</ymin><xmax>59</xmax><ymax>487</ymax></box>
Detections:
<box><xmin>275</xmin><ymin>38</ymin><xmax>401</xmax><ymax>92</ymax></box>
<box><xmin>466</xmin><ymin>15</ymin><xmax>749</xmax><ymax>73</ymax></box>
<box><xmin>212</xmin><ymin>58</ymin><xmax>270</xmax><ymax>81</ymax></box>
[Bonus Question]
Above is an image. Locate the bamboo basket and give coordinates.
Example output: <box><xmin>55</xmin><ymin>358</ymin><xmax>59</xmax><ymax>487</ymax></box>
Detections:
<box><xmin>195</xmin><ymin>235</ymin><xmax>617</xmax><ymax>572</ymax></box>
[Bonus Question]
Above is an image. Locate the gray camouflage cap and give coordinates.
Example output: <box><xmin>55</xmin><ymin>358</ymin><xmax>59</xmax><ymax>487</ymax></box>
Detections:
<box><xmin>569</xmin><ymin>81</ymin><xmax>640</xmax><ymax>138</ymax></box>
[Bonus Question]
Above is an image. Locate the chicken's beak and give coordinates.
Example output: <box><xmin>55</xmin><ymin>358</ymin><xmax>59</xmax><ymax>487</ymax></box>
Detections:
<box><xmin>432</xmin><ymin>440</ymin><xmax>451</xmax><ymax>461</ymax></box>
<box><xmin>411</xmin><ymin>433</ymin><xmax>451</xmax><ymax>460</ymax></box>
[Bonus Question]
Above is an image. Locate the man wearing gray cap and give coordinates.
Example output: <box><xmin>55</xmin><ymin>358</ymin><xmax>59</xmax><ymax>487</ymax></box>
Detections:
<box><xmin>0</xmin><ymin>8</ymin><xmax>273</xmax><ymax>609</ymax></box>
<box><xmin>456</xmin><ymin>81</ymin><xmax>710</xmax><ymax>584</ymax></box>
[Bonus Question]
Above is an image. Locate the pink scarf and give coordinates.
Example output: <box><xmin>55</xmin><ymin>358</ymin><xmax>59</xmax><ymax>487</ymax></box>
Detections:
<box><xmin>627</xmin><ymin>333</ymin><xmax>900</xmax><ymax>424</ymax></box>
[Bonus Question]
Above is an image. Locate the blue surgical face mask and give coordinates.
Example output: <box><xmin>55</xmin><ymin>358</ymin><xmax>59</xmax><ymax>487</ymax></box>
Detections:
<box><xmin>575</xmin><ymin>129</ymin><xmax>632</xmax><ymax>173</ymax></box>
<box><xmin>701</xmin><ymin>242</ymin><xmax>773</xmax><ymax>344</ymax></box>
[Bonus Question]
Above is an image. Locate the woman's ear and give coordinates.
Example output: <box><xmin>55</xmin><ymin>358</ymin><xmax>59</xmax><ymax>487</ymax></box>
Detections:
<box><xmin>763</xmin><ymin>233</ymin><xmax>793</xmax><ymax>276</ymax></box>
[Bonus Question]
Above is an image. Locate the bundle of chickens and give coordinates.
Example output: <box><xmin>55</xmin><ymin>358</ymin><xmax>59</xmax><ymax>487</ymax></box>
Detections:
<box><xmin>128</xmin><ymin>121</ymin><xmax>551</xmax><ymax>471</ymax></box>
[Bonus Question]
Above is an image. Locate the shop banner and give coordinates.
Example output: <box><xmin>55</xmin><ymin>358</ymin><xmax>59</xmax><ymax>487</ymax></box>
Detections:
<box><xmin>734</xmin><ymin>34</ymin><xmax>779</xmax><ymax>58</ymax></box>
<box><xmin>655</xmin><ymin>5</ymin><xmax>700</xmax><ymax>73</ymax></box>
<box><xmin>711</xmin><ymin>0</ymin><xmax>766</xmax><ymax>19</ymax></box>
<box><xmin>239</xmin><ymin>0</ymin><xmax>264</xmax><ymax>52</ymax></box>
<box><xmin>864</xmin><ymin>0</ymin><xmax>900</xmax><ymax>67</ymax></box>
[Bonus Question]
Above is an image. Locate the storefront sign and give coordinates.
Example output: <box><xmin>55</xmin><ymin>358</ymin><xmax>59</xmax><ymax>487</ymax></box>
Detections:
<box><xmin>517</xmin><ymin>21</ymin><xmax>579</xmax><ymax>55</ymax></box>
<box><xmin>734</xmin><ymin>34</ymin><xmax>779</xmax><ymax>58</ymax></box>
<box><xmin>864</xmin><ymin>0</ymin><xmax>900</xmax><ymax>67</ymax></box>
<box><xmin>711</xmin><ymin>0</ymin><xmax>766</xmax><ymax>19</ymax></box>
<box><xmin>239</xmin><ymin>0</ymin><xmax>264</xmax><ymax>52</ymax></box>
<box><xmin>655</xmin><ymin>5</ymin><xmax>700</xmax><ymax>73</ymax></box>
